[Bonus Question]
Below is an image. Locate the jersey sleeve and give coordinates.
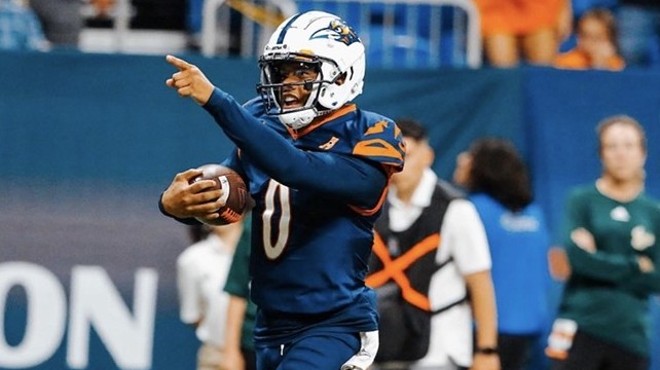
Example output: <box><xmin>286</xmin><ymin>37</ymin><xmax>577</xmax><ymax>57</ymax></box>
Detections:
<box><xmin>352</xmin><ymin>118</ymin><xmax>405</xmax><ymax>176</ymax></box>
<box><xmin>202</xmin><ymin>88</ymin><xmax>388</xmax><ymax>207</ymax></box>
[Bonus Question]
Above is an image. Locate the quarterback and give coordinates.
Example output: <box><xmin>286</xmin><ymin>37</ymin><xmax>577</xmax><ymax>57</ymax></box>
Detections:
<box><xmin>159</xmin><ymin>11</ymin><xmax>405</xmax><ymax>370</ymax></box>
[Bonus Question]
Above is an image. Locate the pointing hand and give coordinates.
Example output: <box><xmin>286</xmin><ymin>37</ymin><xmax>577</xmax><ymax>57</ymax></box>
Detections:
<box><xmin>165</xmin><ymin>55</ymin><xmax>214</xmax><ymax>105</ymax></box>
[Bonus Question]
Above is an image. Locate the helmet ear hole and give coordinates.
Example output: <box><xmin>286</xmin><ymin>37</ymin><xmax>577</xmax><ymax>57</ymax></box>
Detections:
<box><xmin>334</xmin><ymin>72</ymin><xmax>347</xmax><ymax>86</ymax></box>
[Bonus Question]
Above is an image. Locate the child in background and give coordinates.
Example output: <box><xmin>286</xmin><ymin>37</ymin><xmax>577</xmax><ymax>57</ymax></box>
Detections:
<box><xmin>554</xmin><ymin>8</ymin><xmax>625</xmax><ymax>70</ymax></box>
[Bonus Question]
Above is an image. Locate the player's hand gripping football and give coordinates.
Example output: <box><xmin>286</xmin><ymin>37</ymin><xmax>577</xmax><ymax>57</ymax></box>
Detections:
<box><xmin>161</xmin><ymin>168</ymin><xmax>225</xmax><ymax>221</ymax></box>
<box><xmin>165</xmin><ymin>55</ymin><xmax>215</xmax><ymax>105</ymax></box>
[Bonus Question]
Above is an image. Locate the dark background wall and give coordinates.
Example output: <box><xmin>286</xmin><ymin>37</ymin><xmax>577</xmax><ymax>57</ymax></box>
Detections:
<box><xmin>0</xmin><ymin>51</ymin><xmax>659</xmax><ymax>369</ymax></box>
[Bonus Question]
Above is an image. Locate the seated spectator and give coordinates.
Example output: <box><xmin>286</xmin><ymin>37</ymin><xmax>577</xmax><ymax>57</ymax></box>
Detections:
<box><xmin>90</xmin><ymin>0</ymin><xmax>115</xmax><ymax>18</ymax></box>
<box><xmin>473</xmin><ymin>0</ymin><xmax>572</xmax><ymax>67</ymax></box>
<box><xmin>0</xmin><ymin>0</ymin><xmax>48</xmax><ymax>51</ymax></box>
<box><xmin>554</xmin><ymin>8</ymin><xmax>625</xmax><ymax>70</ymax></box>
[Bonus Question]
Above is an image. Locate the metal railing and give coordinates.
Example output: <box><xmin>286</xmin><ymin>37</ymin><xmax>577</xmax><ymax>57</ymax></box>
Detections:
<box><xmin>200</xmin><ymin>0</ymin><xmax>482</xmax><ymax>68</ymax></box>
<box><xmin>200</xmin><ymin>0</ymin><xmax>297</xmax><ymax>58</ymax></box>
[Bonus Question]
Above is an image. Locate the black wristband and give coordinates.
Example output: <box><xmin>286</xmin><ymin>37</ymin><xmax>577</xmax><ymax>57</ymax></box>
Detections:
<box><xmin>476</xmin><ymin>347</ymin><xmax>498</xmax><ymax>355</ymax></box>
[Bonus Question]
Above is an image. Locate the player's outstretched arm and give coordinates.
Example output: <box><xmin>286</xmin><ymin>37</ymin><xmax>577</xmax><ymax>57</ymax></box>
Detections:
<box><xmin>159</xmin><ymin>168</ymin><xmax>225</xmax><ymax>221</ymax></box>
<box><xmin>165</xmin><ymin>55</ymin><xmax>215</xmax><ymax>106</ymax></box>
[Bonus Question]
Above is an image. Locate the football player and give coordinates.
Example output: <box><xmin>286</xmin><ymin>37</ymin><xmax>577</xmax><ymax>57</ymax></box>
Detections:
<box><xmin>159</xmin><ymin>11</ymin><xmax>405</xmax><ymax>370</ymax></box>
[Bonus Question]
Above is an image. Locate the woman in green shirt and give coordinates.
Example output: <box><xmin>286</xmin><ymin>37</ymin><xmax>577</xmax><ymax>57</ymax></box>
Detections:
<box><xmin>548</xmin><ymin>115</ymin><xmax>660</xmax><ymax>370</ymax></box>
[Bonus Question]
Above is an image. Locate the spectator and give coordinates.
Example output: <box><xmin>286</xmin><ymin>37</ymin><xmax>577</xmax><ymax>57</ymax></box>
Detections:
<box><xmin>29</xmin><ymin>0</ymin><xmax>82</xmax><ymax>49</ymax></box>
<box><xmin>90</xmin><ymin>0</ymin><xmax>115</xmax><ymax>18</ymax></box>
<box><xmin>554</xmin><ymin>8</ymin><xmax>625</xmax><ymax>71</ymax></box>
<box><xmin>473</xmin><ymin>0</ymin><xmax>572</xmax><ymax>67</ymax></box>
<box><xmin>177</xmin><ymin>221</ymin><xmax>243</xmax><ymax>370</ymax></box>
<box><xmin>0</xmin><ymin>0</ymin><xmax>48</xmax><ymax>51</ymax></box>
<box><xmin>221</xmin><ymin>212</ymin><xmax>257</xmax><ymax>370</ymax></box>
<box><xmin>546</xmin><ymin>115</ymin><xmax>660</xmax><ymax>370</ymax></box>
<box><xmin>367</xmin><ymin>118</ymin><xmax>499</xmax><ymax>370</ymax></box>
<box><xmin>617</xmin><ymin>0</ymin><xmax>660</xmax><ymax>68</ymax></box>
<box><xmin>454</xmin><ymin>138</ymin><xmax>552</xmax><ymax>370</ymax></box>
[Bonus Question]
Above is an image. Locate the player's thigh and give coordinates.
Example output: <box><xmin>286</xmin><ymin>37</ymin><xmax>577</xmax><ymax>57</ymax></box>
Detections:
<box><xmin>281</xmin><ymin>332</ymin><xmax>360</xmax><ymax>370</ymax></box>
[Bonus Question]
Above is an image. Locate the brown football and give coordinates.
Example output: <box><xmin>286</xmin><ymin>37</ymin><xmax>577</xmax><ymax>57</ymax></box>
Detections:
<box><xmin>190</xmin><ymin>164</ymin><xmax>249</xmax><ymax>225</ymax></box>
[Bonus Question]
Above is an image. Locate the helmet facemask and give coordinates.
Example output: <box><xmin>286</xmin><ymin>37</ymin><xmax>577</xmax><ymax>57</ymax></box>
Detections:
<box><xmin>257</xmin><ymin>54</ymin><xmax>339</xmax><ymax>130</ymax></box>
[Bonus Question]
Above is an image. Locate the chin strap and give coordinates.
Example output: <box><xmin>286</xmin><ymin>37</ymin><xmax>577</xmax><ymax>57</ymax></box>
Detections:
<box><xmin>280</xmin><ymin>105</ymin><xmax>337</xmax><ymax>130</ymax></box>
<box><xmin>279</xmin><ymin>109</ymin><xmax>316</xmax><ymax>130</ymax></box>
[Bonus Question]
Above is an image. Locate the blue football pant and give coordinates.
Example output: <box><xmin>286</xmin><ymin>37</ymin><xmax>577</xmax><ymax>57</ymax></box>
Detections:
<box><xmin>256</xmin><ymin>332</ymin><xmax>360</xmax><ymax>370</ymax></box>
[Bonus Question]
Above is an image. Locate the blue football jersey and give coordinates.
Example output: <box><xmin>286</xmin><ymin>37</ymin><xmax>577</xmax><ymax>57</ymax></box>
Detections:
<box><xmin>203</xmin><ymin>89</ymin><xmax>404</xmax><ymax>343</ymax></box>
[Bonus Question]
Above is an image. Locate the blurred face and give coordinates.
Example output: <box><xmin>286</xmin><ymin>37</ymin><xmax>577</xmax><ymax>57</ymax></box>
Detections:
<box><xmin>391</xmin><ymin>136</ymin><xmax>434</xmax><ymax>194</ymax></box>
<box><xmin>453</xmin><ymin>151</ymin><xmax>472</xmax><ymax>187</ymax></box>
<box><xmin>577</xmin><ymin>17</ymin><xmax>614</xmax><ymax>56</ymax></box>
<box><xmin>600</xmin><ymin>122</ymin><xmax>646</xmax><ymax>183</ymax></box>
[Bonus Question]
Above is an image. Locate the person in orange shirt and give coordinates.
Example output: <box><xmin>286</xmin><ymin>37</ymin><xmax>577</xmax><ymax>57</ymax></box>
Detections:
<box><xmin>474</xmin><ymin>0</ymin><xmax>572</xmax><ymax>67</ymax></box>
<box><xmin>554</xmin><ymin>8</ymin><xmax>625</xmax><ymax>71</ymax></box>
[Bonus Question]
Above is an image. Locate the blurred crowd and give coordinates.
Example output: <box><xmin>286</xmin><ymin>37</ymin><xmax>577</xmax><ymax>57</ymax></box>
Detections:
<box><xmin>1</xmin><ymin>0</ymin><xmax>659</xmax><ymax>70</ymax></box>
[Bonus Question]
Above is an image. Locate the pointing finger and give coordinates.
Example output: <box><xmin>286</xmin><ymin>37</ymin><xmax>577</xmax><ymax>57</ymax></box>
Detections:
<box><xmin>166</xmin><ymin>54</ymin><xmax>193</xmax><ymax>71</ymax></box>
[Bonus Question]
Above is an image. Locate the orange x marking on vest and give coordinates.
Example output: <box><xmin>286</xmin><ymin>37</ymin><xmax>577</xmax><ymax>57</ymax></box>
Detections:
<box><xmin>366</xmin><ymin>231</ymin><xmax>440</xmax><ymax>311</ymax></box>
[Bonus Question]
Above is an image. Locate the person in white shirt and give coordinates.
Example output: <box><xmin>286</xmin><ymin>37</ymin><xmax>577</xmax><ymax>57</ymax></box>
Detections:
<box><xmin>177</xmin><ymin>221</ymin><xmax>243</xmax><ymax>370</ymax></box>
<box><xmin>367</xmin><ymin>118</ymin><xmax>499</xmax><ymax>370</ymax></box>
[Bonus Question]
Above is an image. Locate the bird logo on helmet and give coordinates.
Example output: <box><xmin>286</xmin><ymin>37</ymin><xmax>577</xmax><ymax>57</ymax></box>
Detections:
<box><xmin>311</xmin><ymin>19</ymin><xmax>360</xmax><ymax>46</ymax></box>
<box><xmin>257</xmin><ymin>11</ymin><xmax>366</xmax><ymax>130</ymax></box>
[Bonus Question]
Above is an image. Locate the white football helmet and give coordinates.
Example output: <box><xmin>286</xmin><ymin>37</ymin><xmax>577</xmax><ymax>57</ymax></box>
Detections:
<box><xmin>257</xmin><ymin>11</ymin><xmax>366</xmax><ymax>130</ymax></box>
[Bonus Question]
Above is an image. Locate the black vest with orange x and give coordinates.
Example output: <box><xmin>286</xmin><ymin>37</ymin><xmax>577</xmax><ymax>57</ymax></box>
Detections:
<box><xmin>367</xmin><ymin>181</ymin><xmax>463</xmax><ymax>362</ymax></box>
<box><xmin>367</xmin><ymin>181</ymin><xmax>463</xmax><ymax>311</ymax></box>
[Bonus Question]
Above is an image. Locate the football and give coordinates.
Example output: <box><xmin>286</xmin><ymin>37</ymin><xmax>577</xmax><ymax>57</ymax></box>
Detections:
<box><xmin>190</xmin><ymin>164</ymin><xmax>249</xmax><ymax>225</ymax></box>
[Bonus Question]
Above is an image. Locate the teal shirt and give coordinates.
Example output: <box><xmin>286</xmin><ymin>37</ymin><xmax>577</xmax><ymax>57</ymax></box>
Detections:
<box><xmin>558</xmin><ymin>184</ymin><xmax>660</xmax><ymax>356</ymax></box>
<box><xmin>223</xmin><ymin>214</ymin><xmax>257</xmax><ymax>351</ymax></box>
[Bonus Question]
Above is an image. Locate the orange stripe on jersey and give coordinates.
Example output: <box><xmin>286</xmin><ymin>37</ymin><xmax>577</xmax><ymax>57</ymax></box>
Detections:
<box><xmin>349</xmin><ymin>181</ymin><xmax>389</xmax><ymax>216</ymax></box>
<box><xmin>353</xmin><ymin>139</ymin><xmax>404</xmax><ymax>162</ymax></box>
<box><xmin>285</xmin><ymin>104</ymin><xmax>357</xmax><ymax>140</ymax></box>
<box><xmin>364</xmin><ymin>120</ymin><xmax>388</xmax><ymax>135</ymax></box>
